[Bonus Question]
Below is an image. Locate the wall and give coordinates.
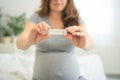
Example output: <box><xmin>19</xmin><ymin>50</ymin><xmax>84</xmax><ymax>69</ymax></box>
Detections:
<box><xmin>0</xmin><ymin>0</ymin><xmax>39</xmax><ymax>17</ymax></box>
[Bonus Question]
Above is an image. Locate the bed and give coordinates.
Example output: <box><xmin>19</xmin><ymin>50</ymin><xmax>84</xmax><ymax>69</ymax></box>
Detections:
<box><xmin>0</xmin><ymin>51</ymin><xmax>107</xmax><ymax>80</ymax></box>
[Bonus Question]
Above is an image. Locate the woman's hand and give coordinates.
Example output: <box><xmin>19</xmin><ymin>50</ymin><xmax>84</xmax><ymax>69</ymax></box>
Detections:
<box><xmin>64</xmin><ymin>25</ymin><xmax>93</xmax><ymax>50</ymax></box>
<box><xmin>27</xmin><ymin>22</ymin><xmax>51</xmax><ymax>45</ymax></box>
<box><xmin>17</xmin><ymin>21</ymin><xmax>51</xmax><ymax>50</ymax></box>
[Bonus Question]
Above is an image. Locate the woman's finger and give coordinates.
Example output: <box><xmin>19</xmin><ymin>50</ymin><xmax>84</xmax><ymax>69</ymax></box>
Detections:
<box><xmin>64</xmin><ymin>34</ymin><xmax>73</xmax><ymax>40</ymax></box>
<box><xmin>65</xmin><ymin>26</ymin><xmax>85</xmax><ymax>34</ymax></box>
<box><xmin>34</xmin><ymin>25</ymin><xmax>42</xmax><ymax>34</ymax></box>
<box><xmin>70</xmin><ymin>27</ymin><xmax>81</xmax><ymax>33</ymax></box>
<box><xmin>71</xmin><ymin>26</ymin><xmax>85</xmax><ymax>32</ymax></box>
<box><xmin>43</xmin><ymin>22</ymin><xmax>51</xmax><ymax>30</ymax></box>
<box><xmin>41</xmin><ymin>22</ymin><xmax>51</xmax><ymax>35</ymax></box>
<box><xmin>72</xmin><ymin>32</ymin><xmax>87</xmax><ymax>36</ymax></box>
<box><xmin>41</xmin><ymin>22</ymin><xmax>51</xmax><ymax>31</ymax></box>
<box><xmin>38</xmin><ymin>22</ymin><xmax>45</xmax><ymax>33</ymax></box>
<box><xmin>65</xmin><ymin>27</ymin><xmax>73</xmax><ymax>34</ymax></box>
<box><xmin>36</xmin><ymin>22</ymin><xmax>50</xmax><ymax>35</ymax></box>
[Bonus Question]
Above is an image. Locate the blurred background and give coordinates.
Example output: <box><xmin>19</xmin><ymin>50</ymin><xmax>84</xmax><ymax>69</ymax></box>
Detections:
<box><xmin>0</xmin><ymin>0</ymin><xmax>120</xmax><ymax>80</ymax></box>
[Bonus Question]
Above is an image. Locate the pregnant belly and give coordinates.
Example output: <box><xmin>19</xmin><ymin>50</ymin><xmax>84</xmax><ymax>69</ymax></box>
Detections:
<box><xmin>33</xmin><ymin>52</ymin><xmax>80</xmax><ymax>80</ymax></box>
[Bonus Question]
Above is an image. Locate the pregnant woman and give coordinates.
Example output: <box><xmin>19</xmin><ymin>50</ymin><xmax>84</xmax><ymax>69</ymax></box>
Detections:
<box><xmin>16</xmin><ymin>0</ymin><xmax>94</xmax><ymax>80</ymax></box>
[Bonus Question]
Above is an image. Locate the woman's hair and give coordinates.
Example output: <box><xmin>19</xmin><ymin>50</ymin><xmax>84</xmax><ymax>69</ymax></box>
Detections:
<box><xmin>36</xmin><ymin>0</ymin><xmax>80</xmax><ymax>28</ymax></box>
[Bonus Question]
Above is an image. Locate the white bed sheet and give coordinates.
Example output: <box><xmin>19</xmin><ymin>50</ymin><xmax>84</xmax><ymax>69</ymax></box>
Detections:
<box><xmin>0</xmin><ymin>53</ymin><xmax>106</xmax><ymax>80</ymax></box>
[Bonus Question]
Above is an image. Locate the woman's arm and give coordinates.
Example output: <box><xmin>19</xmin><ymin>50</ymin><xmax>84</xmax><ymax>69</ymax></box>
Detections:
<box><xmin>77</xmin><ymin>24</ymin><xmax>94</xmax><ymax>51</ymax></box>
<box><xmin>65</xmin><ymin>24</ymin><xmax>94</xmax><ymax>51</ymax></box>
<box><xmin>16</xmin><ymin>21</ymin><xmax>51</xmax><ymax>50</ymax></box>
<box><xmin>16</xmin><ymin>22</ymin><xmax>35</xmax><ymax>50</ymax></box>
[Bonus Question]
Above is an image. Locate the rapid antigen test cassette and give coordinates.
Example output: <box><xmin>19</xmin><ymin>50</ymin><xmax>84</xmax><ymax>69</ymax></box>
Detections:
<box><xmin>46</xmin><ymin>29</ymin><xmax>67</xmax><ymax>35</ymax></box>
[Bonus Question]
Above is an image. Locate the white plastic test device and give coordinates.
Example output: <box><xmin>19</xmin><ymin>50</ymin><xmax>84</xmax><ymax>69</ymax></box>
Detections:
<box><xmin>46</xmin><ymin>29</ymin><xmax>67</xmax><ymax>35</ymax></box>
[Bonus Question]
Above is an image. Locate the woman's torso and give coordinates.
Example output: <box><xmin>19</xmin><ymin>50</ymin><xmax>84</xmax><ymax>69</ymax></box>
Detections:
<box><xmin>28</xmin><ymin>13</ymin><xmax>81</xmax><ymax>80</ymax></box>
